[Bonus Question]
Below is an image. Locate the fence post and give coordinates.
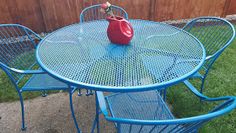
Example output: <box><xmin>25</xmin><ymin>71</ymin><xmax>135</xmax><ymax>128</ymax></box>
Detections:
<box><xmin>221</xmin><ymin>0</ymin><xmax>231</xmax><ymax>17</ymax></box>
<box><xmin>37</xmin><ymin>0</ymin><xmax>47</xmax><ymax>33</ymax></box>
<box><xmin>148</xmin><ymin>0</ymin><xmax>157</xmax><ymax>21</ymax></box>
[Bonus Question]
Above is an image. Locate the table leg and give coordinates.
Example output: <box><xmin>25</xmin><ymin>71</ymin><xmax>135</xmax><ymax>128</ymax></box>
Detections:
<box><xmin>69</xmin><ymin>88</ymin><xmax>81</xmax><ymax>133</ymax></box>
<box><xmin>91</xmin><ymin>91</ymin><xmax>100</xmax><ymax>133</ymax></box>
<box><xmin>96</xmin><ymin>91</ymin><xmax>100</xmax><ymax>133</ymax></box>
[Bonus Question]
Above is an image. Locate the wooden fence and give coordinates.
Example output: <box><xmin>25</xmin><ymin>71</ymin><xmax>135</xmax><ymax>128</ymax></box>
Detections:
<box><xmin>1</xmin><ymin>0</ymin><xmax>236</xmax><ymax>33</ymax></box>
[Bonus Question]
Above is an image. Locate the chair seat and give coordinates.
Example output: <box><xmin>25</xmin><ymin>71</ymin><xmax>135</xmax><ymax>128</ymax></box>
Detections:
<box><xmin>105</xmin><ymin>90</ymin><xmax>179</xmax><ymax>132</ymax></box>
<box><xmin>22</xmin><ymin>74</ymin><xmax>68</xmax><ymax>91</ymax></box>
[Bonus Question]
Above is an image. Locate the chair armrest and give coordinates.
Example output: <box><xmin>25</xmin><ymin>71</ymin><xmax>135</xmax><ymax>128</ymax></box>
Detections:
<box><xmin>182</xmin><ymin>17</ymin><xmax>209</xmax><ymax>30</ymax></box>
<box><xmin>206</xmin><ymin>55</ymin><xmax>213</xmax><ymax>60</ymax></box>
<box><xmin>19</xmin><ymin>24</ymin><xmax>43</xmax><ymax>40</ymax></box>
<box><xmin>10</xmin><ymin>68</ymin><xmax>46</xmax><ymax>74</ymax></box>
<box><xmin>0</xmin><ymin>62</ymin><xmax>46</xmax><ymax>74</ymax></box>
<box><xmin>96</xmin><ymin>91</ymin><xmax>109</xmax><ymax>116</ymax></box>
<box><xmin>184</xmin><ymin>80</ymin><xmax>236</xmax><ymax>105</ymax></box>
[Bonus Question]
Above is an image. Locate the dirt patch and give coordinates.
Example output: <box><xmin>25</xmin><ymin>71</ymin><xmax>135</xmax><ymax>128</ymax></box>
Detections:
<box><xmin>0</xmin><ymin>91</ymin><xmax>115</xmax><ymax>133</ymax></box>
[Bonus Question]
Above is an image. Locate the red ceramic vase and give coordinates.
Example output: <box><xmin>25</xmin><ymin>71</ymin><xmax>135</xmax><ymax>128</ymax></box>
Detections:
<box><xmin>106</xmin><ymin>16</ymin><xmax>134</xmax><ymax>45</ymax></box>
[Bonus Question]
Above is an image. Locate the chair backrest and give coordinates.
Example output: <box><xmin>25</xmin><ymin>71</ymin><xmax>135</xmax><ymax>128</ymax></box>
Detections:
<box><xmin>182</xmin><ymin>17</ymin><xmax>235</xmax><ymax>60</ymax></box>
<box><xmin>80</xmin><ymin>4</ymin><xmax>128</xmax><ymax>22</ymax></box>
<box><xmin>97</xmin><ymin>91</ymin><xmax>236</xmax><ymax>133</ymax></box>
<box><xmin>0</xmin><ymin>24</ymin><xmax>41</xmax><ymax>83</ymax></box>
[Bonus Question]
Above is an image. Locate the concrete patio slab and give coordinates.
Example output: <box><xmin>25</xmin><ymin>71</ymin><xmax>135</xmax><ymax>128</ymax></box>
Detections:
<box><xmin>0</xmin><ymin>92</ymin><xmax>115</xmax><ymax>133</ymax></box>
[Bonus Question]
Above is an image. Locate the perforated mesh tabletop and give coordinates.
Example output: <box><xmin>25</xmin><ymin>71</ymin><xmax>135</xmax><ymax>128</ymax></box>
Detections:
<box><xmin>36</xmin><ymin>20</ymin><xmax>205</xmax><ymax>92</ymax></box>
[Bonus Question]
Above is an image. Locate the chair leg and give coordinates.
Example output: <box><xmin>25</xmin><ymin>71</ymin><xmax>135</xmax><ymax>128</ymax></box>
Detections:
<box><xmin>91</xmin><ymin>92</ymin><xmax>100</xmax><ymax>133</ymax></box>
<box><xmin>41</xmin><ymin>90</ymin><xmax>47</xmax><ymax>97</ymax></box>
<box><xmin>78</xmin><ymin>89</ymin><xmax>82</xmax><ymax>96</ymax></box>
<box><xmin>117</xmin><ymin>123</ymin><xmax>121</xmax><ymax>133</ymax></box>
<box><xmin>89</xmin><ymin>90</ymin><xmax>94</xmax><ymax>95</ymax></box>
<box><xmin>69</xmin><ymin>91</ymin><xmax>81</xmax><ymax>133</ymax></box>
<box><xmin>159</xmin><ymin>90</ymin><xmax>163</xmax><ymax>96</ymax></box>
<box><xmin>86</xmin><ymin>89</ymin><xmax>94</xmax><ymax>96</ymax></box>
<box><xmin>95</xmin><ymin>92</ymin><xmax>100</xmax><ymax>133</ymax></box>
<box><xmin>91</xmin><ymin>116</ymin><xmax>97</xmax><ymax>133</ymax></box>
<box><xmin>86</xmin><ymin>89</ymin><xmax>90</xmax><ymax>96</ymax></box>
<box><xmin>19</xmin><ymin>93</ymin><xmax>27</xmax><ymax>131</ymax></box>
<box><xmin>200</xmin><ymin>78</ymin><xmax>206</xmax><ymax>94</ymax></box>
<box><xmin>163</xmin><ymin>89</ymin><xmax>167</xmax><ymax>101</ymax></box>
<box><xmin>159</xmin><ymin>89</ymin><xmax>167</xmax><ymax>101</ymax></box>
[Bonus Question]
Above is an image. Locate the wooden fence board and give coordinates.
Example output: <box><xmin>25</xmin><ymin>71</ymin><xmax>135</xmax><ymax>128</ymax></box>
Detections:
<box><xmin>154</xmin><ymin>0</ymin><xmax>227</xmax><ymax>21</ymax></box>
<box><xmin>39</xmin><ymin>0</ymin><xmax>81</xmax><ymax>32</ymax></box>
<box><xmin>0</xmin><ymin>0</ymin><xmax>235</xmax><ymax>32</ymax></box>
<box><xmin>111</xmin><ymin>0</ymin><xmax>152</xmax><ymax>20</ymax></box>
<box><xmin>0</xmin><ymin>0</ymin><xmax>45</xmax><ymax>32</ymax></box>
<box><xmin>227</xmin><ymin>0</ymin><xmax>236</xmax><ymax>15</ymax></box>
<box><xmin>0</xmin><ymin>0</ymin><xmax>13</xmax><ymax>23</ymax></box>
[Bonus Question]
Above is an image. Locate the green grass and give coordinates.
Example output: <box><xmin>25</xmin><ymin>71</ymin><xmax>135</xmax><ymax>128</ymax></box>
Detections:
<box><xmin>0</xmin><ymin>51</ymin><xmax>57</xmax><ymax>103</ymax></box>
<box><xmin>0</xmin><ymin>50</ymin><xmax>41</xmax><ymax>102</ymax></box>
<box><xmin>0</xmin><ymin>70</ymin><xmax>42</xmax><ymax>102</ymax></box>
<box><xmin>0</xmin><ymin>70</ymin><xmax>59</xmax><ymax>102</ymax></box>
<box><xmin>167</xmin><ymin>38</ymin><xmax>236</xmax><ymax>133</ymax></box>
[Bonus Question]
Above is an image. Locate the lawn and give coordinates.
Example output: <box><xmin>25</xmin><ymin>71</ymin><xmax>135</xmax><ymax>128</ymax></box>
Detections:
<box><xmin>167</xmin><ymin>38</ymin><xmax>236</xmax><ymax>133</ymax></box>
<box><xmin>0</xmin><ymin>30</ymin><xmax>236</xmax><ymax>132</ymax></box>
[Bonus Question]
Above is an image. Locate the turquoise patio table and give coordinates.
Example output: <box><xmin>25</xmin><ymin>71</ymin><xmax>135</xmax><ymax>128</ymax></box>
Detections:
<box><xmin>36</xmin><ymin>19</ymin><xmax>206</xmax><ymax>92</ymax></box>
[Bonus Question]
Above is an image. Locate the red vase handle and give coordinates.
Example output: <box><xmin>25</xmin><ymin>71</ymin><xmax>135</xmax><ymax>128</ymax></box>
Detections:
<box><xmin>120</xmin><ymin>19</ymin><xmax>134</xmax><ymax>38</ymax></box>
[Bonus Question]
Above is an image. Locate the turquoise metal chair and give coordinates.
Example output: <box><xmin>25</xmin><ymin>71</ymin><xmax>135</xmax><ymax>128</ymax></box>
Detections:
<box><xmin>0</xmin><ymin>24</ymin><xmax>80</xmax><ymax>132</ymax></box>
<box><xmin>181</xmin><ymin>17</ymin><xmax>235</xmax><ymax>94</ymax></box>
<box><xmin>80</xmin><ymin>4</ymin><xmax>128</xmax><ymax>23</ymax></box>
<box><xmin>79</xmin><ymin>4</ymin><xmax>128</xmax><ymax>96</ymax></box>
<box><xmin>160</xmin><ymin>17</ymin><xmax>235</xmax><ymax>100</ymax></box>
<box><xmin>93</xmin><ymin>87</ymin><xmax>236</xmax><ymax>133</ymax></box>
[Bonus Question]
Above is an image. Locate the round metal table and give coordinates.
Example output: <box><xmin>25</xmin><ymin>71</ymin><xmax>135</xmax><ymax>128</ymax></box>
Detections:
<box><xmin>36</xmin><ymin>19</ymin><xmax>206</xmax><ymax>92</ymax></box>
